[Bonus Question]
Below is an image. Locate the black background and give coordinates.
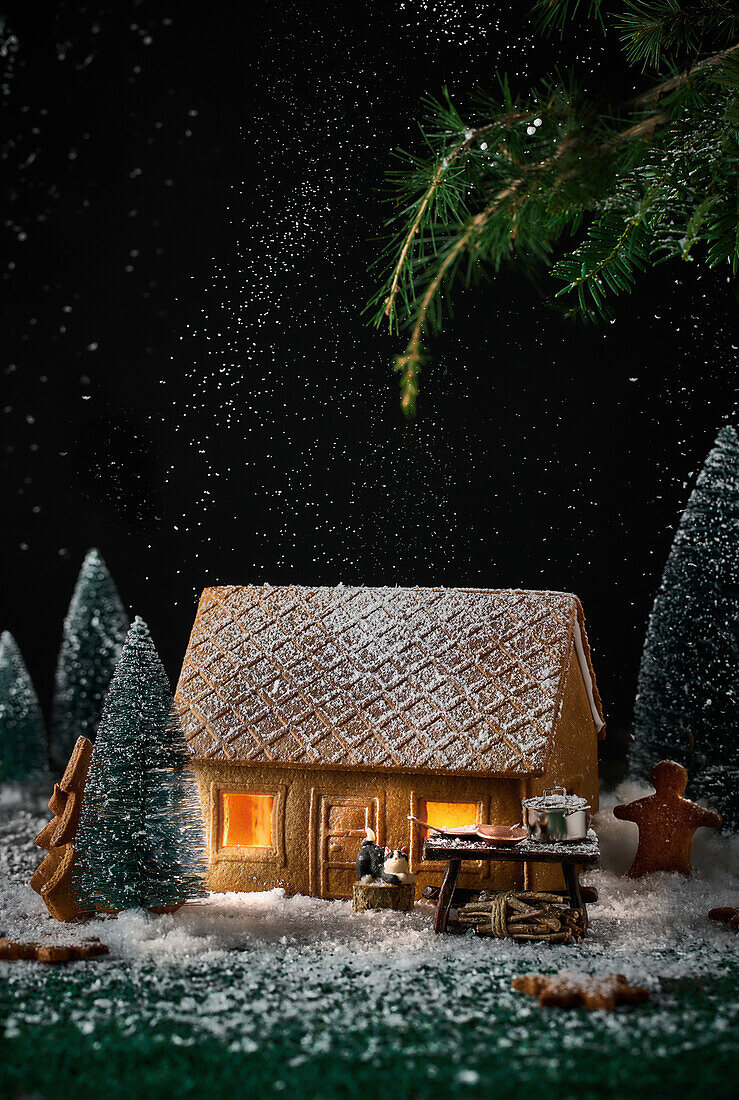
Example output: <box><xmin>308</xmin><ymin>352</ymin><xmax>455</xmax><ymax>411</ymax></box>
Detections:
<box><xmin>2</xmin><ymin>1</ymin><xmax>737</xmax><ymax>773</ymax></box>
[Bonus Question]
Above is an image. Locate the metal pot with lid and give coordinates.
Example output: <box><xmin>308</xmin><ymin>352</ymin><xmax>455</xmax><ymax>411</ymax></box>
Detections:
<box><xmin>521</xmin><ymin>787</ymin><xmax>591</xmax><ymax>843</ymax></box>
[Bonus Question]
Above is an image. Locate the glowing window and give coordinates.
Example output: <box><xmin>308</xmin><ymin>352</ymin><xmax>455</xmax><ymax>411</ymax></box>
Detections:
<box><xmin>422</xmin><ymin>800</ymin><xmax>478</xmax><ymax>830</ymax></box>
<box><xmin>221</xmin><ymin>793</ymin><xmax>274</xmax><ymax>848</ymax></box>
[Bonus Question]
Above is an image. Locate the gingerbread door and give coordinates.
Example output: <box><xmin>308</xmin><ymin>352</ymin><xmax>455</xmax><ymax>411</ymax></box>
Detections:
<box><xmin>310</xmin><ymin>792</ymin><xmax>383</xmax><ymax>899</ymax></box>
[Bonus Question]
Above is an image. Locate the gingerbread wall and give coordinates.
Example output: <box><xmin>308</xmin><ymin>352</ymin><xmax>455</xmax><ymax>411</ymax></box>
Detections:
<box><xmin>522</xmin><ymin>646</ymin><xmax>600</xmax><ymax>890</ymax></box>
<box><xmin>192</xmin><ymin>761</ymin><xmax>527</xmax><ymax>898</ymax></box>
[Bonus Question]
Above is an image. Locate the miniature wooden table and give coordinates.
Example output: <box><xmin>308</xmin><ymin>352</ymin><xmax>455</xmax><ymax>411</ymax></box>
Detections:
<box><xmin>422</xmin><ymin>831</ymin><xmax>600</xmax><ymax>934</ymax></box>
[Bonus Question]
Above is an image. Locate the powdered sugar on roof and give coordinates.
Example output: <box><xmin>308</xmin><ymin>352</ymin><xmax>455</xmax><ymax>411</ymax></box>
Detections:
<box><xmin>175</xmin><ymin>586</ymin><xmax>603</xmax><ymax>775</ymax></box>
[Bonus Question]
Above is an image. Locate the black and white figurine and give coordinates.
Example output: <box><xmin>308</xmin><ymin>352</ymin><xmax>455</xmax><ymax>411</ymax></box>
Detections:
<box><xmin>356</xmin><ymin>828</ymin><xmax>416</xmax><ymax>886</ymax></box>
<box><xmin>382</xmin><ymin>846</ymin><xmax>416</xmax><ymax>886</ymax></box>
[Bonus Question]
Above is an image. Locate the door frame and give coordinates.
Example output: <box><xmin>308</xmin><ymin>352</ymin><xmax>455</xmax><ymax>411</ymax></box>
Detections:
<box><xmin>308</xmin><ymin>788</ymin><xmax>385</xmax><ymax>898</ymax></box>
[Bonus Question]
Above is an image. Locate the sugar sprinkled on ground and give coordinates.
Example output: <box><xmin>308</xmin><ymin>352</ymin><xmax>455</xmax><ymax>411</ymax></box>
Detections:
<box><xmin>2</xmin><ymin>787</ymin><xmax>736</xmax><ymax>974</ymax></box>
<box><xmin>1</xmin><ymin>788</ymin><xmax>736</xmax><ymax>1097</ymax></box>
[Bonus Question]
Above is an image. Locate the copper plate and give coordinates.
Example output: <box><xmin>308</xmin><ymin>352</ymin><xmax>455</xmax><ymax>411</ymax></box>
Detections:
<box><xmin>476</xmin><ymin>825</ymin><xmax>527</xmax><ymax>845</ymax></box>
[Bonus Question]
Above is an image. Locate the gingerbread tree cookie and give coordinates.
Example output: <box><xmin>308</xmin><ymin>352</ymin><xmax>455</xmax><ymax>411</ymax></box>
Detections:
<box><xmin>613</xmin><ymin>760</ymin><xmax>721</xmax><ymax>877</ymax></box>
<box><xmin>30</xmin><ymin>736</ymin><xmax>93</xmax><ymax>921</ymax></box>
<box><xmin>0</xmin><ymin>937</ymin><xmax>108</xmax><ymax>963</ymax></box>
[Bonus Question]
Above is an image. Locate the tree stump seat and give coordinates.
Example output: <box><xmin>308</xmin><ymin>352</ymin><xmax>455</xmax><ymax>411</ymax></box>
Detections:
<box><xmin>352</xmin><ymin>882</ymin><xmax>415</xmax><ymax>912</ymax></box>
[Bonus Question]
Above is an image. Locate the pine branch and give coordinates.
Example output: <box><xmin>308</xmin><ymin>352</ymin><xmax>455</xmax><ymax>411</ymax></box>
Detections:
<box><xmin>381</xmin><ymin>161</ymin><xmax>460</xmax><ymax>331</ymax></box>
<box><xmin>617</xmin><ymin>2</ymin><xmax>739</xmax><ymax>70</ymax></box>
<box><xmin>705</xmin><ymin>182</ymin><xmax>739</xmax><ymax>270</ymax></box>
<box><xmin>552</xmin><ymin>209</ymin><xmax>656</xmax><ymax>319</ymax></box>
<box><xmin>368</xmin><ymin>6</ymin><xmax>739</xmax><ymax>413</ymax></box>
<box><xmin>679</xmin><ymin>188</ymin><xmax>719</xmax><ymax>257</ymax></box>
<box><xmin>630</xmin><ymin>36</ymin><xmax>739</xmax><ymax>102</ymax></box>
<box><xmin>532</xmin><ymin>0</ymin><xmax>606</xmax><ymax>34</ymax></box>
<box><xmin>393</xmin><ymin>140</ymin><xmax>580</xmax><ymax>416</ymax></box>
<box><xmin>388</xmin><ymin>106</ymin><xmax>678</xmax><ymax>412</ymax></box>
<box><xmin>374</xmin><ymin>95</ymin><xmax>553</xmax><ymax>331</ymax></box>
<box><xmin>393</xmin><ymin>209</ymin><xmax>493</xmax><ymax>416</ymax></box>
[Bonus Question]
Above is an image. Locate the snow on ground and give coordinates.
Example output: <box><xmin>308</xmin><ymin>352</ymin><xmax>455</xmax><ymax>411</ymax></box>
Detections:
<box><xmin>1</xmin><ymin>779</ymin><xmax>736</xmax><ymax>1094</ymax></box>
<box><xmin>2</xmin><ymin>782</ymin><xmax>735</xmax><ymax>978</ymax></box>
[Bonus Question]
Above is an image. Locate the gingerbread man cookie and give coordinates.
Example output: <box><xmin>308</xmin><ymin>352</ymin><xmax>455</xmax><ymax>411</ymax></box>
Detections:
<box><xmin>613</xmin><ymin>760</ymin><xmax>721</xmax><ymax>877</ymax></box>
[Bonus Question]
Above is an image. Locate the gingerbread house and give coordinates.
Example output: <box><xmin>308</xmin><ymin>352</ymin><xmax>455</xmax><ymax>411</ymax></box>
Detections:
<box><xmin>175</xmin><ymin>585</ymin><xmax>605</xmax><ymax>897</ymax></box>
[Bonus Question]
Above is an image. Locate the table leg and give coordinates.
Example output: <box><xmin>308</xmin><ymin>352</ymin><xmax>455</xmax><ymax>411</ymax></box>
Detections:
<box><xmin>434</xmin><ymin>859</ymin><xmax>461</xmax><ymax>934</ymax></box>
<box><xmin>562</xmin><ymin>862</ymin><xmax>588</xmax><ymax>930</ymax></box>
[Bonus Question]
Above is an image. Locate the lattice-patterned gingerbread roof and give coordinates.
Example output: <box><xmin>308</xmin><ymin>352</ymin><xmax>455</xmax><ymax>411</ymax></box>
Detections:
<box><xmin>175</xmin><ymin>586</ymin><xmax>604</xmax><ymax>776</ymax></box>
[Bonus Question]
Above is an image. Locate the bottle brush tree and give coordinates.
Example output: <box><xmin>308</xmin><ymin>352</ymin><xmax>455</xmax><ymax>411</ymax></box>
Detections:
<box><xmin>367</xmin><ymin>1</ymin><xmax>739</xmax><ymax>415</ymax></box>
<box><xmin>632</xmin><ymin>425</ymin><xmax>739</xmax><ymax>828</ymax></box>
<box><xmin>73</xmin><ymin>616</ymin><xmax>207</xmax><ymax>912</ymax></box>
<box><xmin>0</xmin><ymin>631</ymin><xmax>49</xmax><ymax>785</ymax></box>
<box><xmin>51</xmin><ymin>548</ymin><xmax>128</xmax><ymax>770</ymax></box>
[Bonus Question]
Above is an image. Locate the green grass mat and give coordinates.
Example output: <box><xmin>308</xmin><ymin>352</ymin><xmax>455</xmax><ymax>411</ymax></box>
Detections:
<box><xmin>2</xmin><ymin>950</ymin><xmax>736</xmax><ymax>1100</ymax></box>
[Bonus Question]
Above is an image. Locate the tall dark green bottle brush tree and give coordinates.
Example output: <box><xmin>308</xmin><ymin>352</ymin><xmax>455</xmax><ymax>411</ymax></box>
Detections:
<box><xmin>633</xmin><ymin>426</ymin><xmax>739</xmax><ymax>829</ymax></box>
<box><xmin>0</xmin><ymin>631</ymin><xmax>49</xmax><ymax>785</ymax></box>
<box><xmin>73</xmin><ymin>617</ymin><xmax>207</xmax><ymax>913</ymax></box>
<box><xmin>367</xmin><ymin>1</ymin><xmax>739</xmax><ymax>416</ymax></box>
<box><xmin>51</xmin><ymin>548</ymin><xmax>129</xmax><ymax>770</ymax></box>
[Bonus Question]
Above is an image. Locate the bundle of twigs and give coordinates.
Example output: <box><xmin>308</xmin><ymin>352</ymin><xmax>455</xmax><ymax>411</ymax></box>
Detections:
<box><xmin>455</xmin><ymin>891</ymin><xmax>586</xmax><ymax>944</ymax></box>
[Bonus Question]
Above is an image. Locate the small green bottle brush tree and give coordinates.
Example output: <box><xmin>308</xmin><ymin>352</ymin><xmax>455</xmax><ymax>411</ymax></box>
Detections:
<box><xmin>73</xmin><ymin>617</ymin><xmax>207</xmax><ymax>914</ymax></box>
<box><xmin>633</xmin><ymin>426</ymin><xmax>739</xmax><ymax>830</ymax></box>
<box><xmin>0</xmin><ymin>631</ymin><xmax>49</xmax><ymax>785</ymax></box>
<box><xmin>51</xmin><ymin>548</ymin><xmax>128</xmax><ymax>770</ymax></box>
